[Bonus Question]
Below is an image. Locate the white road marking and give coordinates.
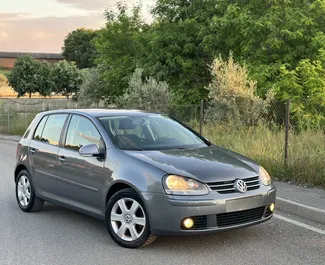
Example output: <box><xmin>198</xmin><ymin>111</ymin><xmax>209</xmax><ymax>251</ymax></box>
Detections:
<box><xmin>274</xmin><ymin>214</ymin><xmax>325</xmax><ymax>235</ymax></box>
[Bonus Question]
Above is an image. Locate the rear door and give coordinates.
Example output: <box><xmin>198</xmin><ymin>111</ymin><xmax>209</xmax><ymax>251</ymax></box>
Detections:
<box><xmin>56</xmin><ymin>115</ymin><xmax>106</xmax><ymax>213</ymax></box>
<box><xmin>29</xmin><ymin>114</ymin><xmax>68</xmax><ymax>198</ymax></box>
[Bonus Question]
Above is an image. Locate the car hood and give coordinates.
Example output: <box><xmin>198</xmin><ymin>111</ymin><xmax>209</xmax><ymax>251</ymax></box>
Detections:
<box><xmin>124</xmin><ymin>145</ymin><xmax>259</xmax><ymax>183</ymax></box>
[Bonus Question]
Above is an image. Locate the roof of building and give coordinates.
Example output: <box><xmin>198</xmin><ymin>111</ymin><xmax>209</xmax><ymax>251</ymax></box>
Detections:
<box><xmin>0</xmin><ymin>51</ymin><xmax>63</xmax><ymax>60</ymax></box>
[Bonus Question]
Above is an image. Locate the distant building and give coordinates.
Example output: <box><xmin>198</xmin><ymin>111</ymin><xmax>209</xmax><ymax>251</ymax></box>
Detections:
<box><xmin>0</xmin><ymin>51</ymin><xmax>63</xmax><ymax>69</ymax></box>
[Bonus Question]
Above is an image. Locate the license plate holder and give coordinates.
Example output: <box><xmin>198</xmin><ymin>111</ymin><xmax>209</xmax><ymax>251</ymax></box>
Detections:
<box><xmin>226</xmin><ymin>195</ymin><xmax>263</xmax><ymax>212</ymax></box>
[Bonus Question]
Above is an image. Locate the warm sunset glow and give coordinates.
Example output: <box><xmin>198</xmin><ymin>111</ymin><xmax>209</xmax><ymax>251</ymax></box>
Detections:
<box><xmin>0</xmin><ymin>0</ymin><xmax>154</xmax><ymax>53</ymax></box>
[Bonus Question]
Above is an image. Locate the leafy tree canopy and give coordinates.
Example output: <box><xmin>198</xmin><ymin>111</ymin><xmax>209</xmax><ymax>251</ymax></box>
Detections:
<box><xmin>7</xmin><ymin>55</ymin><xmax>54</xmax><ymax>98</ymax></box>
<box><xmin>52</xmin><ymin>60</ymin><xmax>82</xmax><ymax>98</ymax></box>
<box><xmin>62</xmin><ymin>28</ymin><xmax>98</xmax><ymax>69</ymax></box>
<box><xmin>94</xmin><ymin>3</ymin><xmax>147</xmax><ymax>102</ymax></box>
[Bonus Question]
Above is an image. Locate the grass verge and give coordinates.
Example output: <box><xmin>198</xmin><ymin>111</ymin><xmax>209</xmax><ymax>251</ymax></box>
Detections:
<box><xmin>0</xmin><ymin>68</ymin><xmax>11</xmax><ymax>76</ymax></box>
<box><xmin>203</xmin><ymin>123</ymin><xmax>325</xmax><ymax>188</ymax></box>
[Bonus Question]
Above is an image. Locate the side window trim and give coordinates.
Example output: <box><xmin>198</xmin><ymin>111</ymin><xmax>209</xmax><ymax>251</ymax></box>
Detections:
<box><xmin>63</xmin><ymin>114</ymin><xmax>104</xmax><ymax>152</ymax></box>
<box><xmin>60</xmin><ymin>114</ymin><xmax>72</xmax><ymax>148</ymax></box>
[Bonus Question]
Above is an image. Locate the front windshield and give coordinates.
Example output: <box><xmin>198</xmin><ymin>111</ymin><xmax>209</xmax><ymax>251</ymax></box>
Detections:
<box><xmin>99</xmin><ymin>115</ymin><xmax>208</xmax><ymax>151</ymax></box>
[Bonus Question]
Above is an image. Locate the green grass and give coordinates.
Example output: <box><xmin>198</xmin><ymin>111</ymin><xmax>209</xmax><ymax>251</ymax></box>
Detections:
<box><xmin>203</xmin><ymin>123</ymin><xmax>325</xmax><ymax>188</ymax></box>
<box><xmin>0</xmin><ymin>67</ymin><xmax>11</xmax><ymax>76</ymax></box>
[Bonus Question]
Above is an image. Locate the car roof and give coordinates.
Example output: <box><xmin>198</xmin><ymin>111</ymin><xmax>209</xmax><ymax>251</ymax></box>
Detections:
<box><xmin>38</xmin><ymin>109</ymin><xmax>163</xmax><ymax>118</ymax></box>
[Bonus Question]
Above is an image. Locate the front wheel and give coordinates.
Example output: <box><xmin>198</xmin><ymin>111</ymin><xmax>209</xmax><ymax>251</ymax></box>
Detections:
<box><xmin>15</xmin><ymin>170</ymin><xmax>44</xmax><ymax>212</ymax></box>
<box><xmin>105</xmin><ymin>188</ymin><xmax>156</xmax><ymax>248</ymax></box>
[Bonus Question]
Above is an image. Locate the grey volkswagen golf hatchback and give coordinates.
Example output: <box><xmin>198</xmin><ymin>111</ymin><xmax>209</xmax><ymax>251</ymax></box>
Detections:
<box><xmin>15</xmin><ymin>109</ymin><xmax>276</xmax><ymax>248</ymax></box>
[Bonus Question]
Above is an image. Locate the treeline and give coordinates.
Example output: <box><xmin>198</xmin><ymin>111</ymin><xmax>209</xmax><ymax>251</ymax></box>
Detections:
<box><xmin>8</xmin><ymin>0</ymin><xmax>325</xmax><ymax>126</ymax></box>
<box><xmin>7</xmin><ymin>57</ymin><xmax>82</xmax><ymax>98</ymax></box>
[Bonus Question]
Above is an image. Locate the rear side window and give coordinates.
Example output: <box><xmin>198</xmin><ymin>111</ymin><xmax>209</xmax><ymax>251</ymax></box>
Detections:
<box><xmin>34</xmin><ymin>116</ymin><xmax>48</xmax><ymax>141</ymax></box>
<box><xmin>34</xmin><ymin>114</ymin><xmax>67</xmax><ymax>146</ymax></box>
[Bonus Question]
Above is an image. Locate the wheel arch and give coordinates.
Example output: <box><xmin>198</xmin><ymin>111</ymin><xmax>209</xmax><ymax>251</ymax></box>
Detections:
<box><xmin>105</xmin><ymin>181</ymin><xmax>143</xmax><ymax>206</ymax></box>
<box><xmin>14</xmin><ymin>164</ymin><xmax>29</xmax><ymax>183</ymax></box>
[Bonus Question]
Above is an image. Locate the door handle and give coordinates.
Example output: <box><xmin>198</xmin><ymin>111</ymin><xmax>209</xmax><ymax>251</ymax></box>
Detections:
<box><xmin>30</xmin><ymin>148</ymin><xmax>37</xmax><ymax>155</ymax></box>
<box><xmin>58</xmin><ymin>156</ymin><xmax>66</xmax><ymax>163</ymax></box>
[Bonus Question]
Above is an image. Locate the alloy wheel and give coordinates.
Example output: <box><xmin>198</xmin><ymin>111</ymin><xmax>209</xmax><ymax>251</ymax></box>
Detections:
<box><xmin>17</xmin><ymin>175</ymin><xmax>31</xmax><ymax>207</ymax></box>
<box><xmin>110</xmin><ymin>198</ymin><xmax>146</xmax><ymax>241</ymax></box>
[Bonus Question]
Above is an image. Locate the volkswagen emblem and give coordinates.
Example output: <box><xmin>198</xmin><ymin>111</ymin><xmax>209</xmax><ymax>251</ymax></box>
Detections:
<box><xmin>235</xmin><ymin>179</ymin><xmax>247</xmax><ymax>193</ymax></box>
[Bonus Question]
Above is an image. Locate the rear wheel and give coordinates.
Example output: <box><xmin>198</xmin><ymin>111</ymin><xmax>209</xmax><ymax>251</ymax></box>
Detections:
<box><xmin>16</xmin><ymin>170</ymin><xmax>44</xmax><ymax>212</ymax></box>
<box><xmin>105</xmin><ymin>188</ymin><xmax>156</xmax><ymax>248</ymax></box>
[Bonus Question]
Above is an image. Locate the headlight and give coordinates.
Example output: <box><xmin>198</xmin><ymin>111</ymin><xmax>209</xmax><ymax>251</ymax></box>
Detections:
<box><xmin>163</xmin><ymin>175</ymin><xmax>209</xmax><ymax>195</ymax></box>
<box><xmin>259</xmin><ymin>166</ymin><xmax>272</xmax><ymax>185</ymax></box>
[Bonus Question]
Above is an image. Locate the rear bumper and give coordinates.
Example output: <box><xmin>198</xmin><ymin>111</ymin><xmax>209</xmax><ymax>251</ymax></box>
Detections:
<box><xmin>142</xmin><ymin>185</ymin><xmax>276</xmax><ymax>236</ymax></box>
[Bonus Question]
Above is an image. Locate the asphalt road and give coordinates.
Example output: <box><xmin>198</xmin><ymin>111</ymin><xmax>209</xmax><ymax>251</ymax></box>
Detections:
<box><xmin>0</xmin><ymin>141</ymin><xmax>324</xmax><ymax>265</ymax></box>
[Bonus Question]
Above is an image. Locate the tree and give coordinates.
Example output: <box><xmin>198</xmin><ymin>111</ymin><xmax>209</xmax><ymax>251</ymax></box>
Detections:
<box><xmin>52</xmin><ymin>60</ymin><xmax>82</xmax><ymax>98</ymax></box>
<box><xmin>95</xmin><ymin>3</ymin><xmax>147</xmax><ymax>101</ymax></box>
<box><xmin>277</xmin><ymin>59</ymin><xmax>325</xmax><ymax>128</ymax></box>
<box><xmin>7</xmin><ymin>55</ymin><xmax>53</xmax><ymax>98</ymax></box>
<box><xmin>62</xmin><ymin>28</ymin><xmax>97</xmax><ymax>69</ymax></box>
<box><xmin>205</xmin><ymin>53</ymin><xmax>273</xmax><ymax>125</ymax></box>
<box><xmin>116</xmin><ymin>68</ymin><xmax>172</xmax><ymax>113</ymax></box>
<box><xmin>201</xmin><ymin>0</ymin><xmax>325</xmax><ymax>95</ymax></box>
<box><xmin>78</xmin><ymin>68</ymin><xmax>105</xmax><ymax>107</ymax></box>
<box><xmin>142</xmin><ymin>0</ymin><xmax>218</xmax><ymax>104</ymax></box>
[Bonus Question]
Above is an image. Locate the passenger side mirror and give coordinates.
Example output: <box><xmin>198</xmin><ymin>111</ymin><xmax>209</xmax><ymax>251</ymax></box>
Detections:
<box><xmin>79</xmin><ymin>144</ymin><xmax>103</xmax><ymax>157</ymax></box>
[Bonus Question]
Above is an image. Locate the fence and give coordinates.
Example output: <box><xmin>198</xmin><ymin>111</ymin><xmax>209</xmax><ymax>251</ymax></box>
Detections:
<box><xmin>0</xmin><ymin>98</ymin><xmax>324</xmax><ymax>186</ymax></box>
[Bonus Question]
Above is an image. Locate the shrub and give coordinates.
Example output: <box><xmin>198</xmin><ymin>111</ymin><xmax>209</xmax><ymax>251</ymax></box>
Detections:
<box><xmin>0</xmin><ymin>74</ymin><xmax>6</xmax><ymax>87</ymax></box>
<box><xmin>205</xmin><ymin>53</ymin><xmax>273</xmax><ymax>126</ymax></box>
<box><xmin>116</xmin><ymin>68</ymin><xmax>172</xmax><ymax>113</ymax></box>
<box><xmin>78</xmin><ymin>68</ymin><xmax>104</xmax><ymax>107</ymax></box>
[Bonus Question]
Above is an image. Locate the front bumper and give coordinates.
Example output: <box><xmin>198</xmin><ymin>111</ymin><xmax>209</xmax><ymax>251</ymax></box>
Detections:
<box><xmin>142</xmin><ymin>184</ymin><xmax>276</xmax><ymax>236</ymax></box>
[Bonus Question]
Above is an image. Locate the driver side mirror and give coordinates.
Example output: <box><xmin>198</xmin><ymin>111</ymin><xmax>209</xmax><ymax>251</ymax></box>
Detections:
<box><xmin>79</xmin><ymin>144</ymin><xmax>104</xmax><ymax>157</ymax></box>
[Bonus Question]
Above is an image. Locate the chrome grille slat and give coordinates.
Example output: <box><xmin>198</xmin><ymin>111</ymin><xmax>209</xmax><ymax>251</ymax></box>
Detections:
<box><xmin>245</xmin><ymin>179</ymin><xmax>260</xmax><ymax>184</ymax></box>
<box><xmin>216</xmin><ymin>188</ymin><xmax>236</xmax><ymax>192</ymax></box>
<box><xmin>247</xmin><ymin>184</ymin><xmax>260</xmax><ymax>188</ymax></box>
<box><xmin>207</xmin><ymin>176</ymin><xmax>260</xmax><ymax>194</ymax></box>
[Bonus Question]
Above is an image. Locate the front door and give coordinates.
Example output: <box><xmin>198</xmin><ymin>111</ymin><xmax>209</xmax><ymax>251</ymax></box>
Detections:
<box><xmin>56</xmin><ymin>115</ymin><xmax>107</xmax><ymax>213</ymax></box>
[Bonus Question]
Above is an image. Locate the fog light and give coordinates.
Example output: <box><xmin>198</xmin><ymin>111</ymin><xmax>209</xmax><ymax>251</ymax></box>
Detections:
<box><xmin>270</xmin><ymin>203</ymin><xmax>275</xmax><ymax>212</ymax></box>
<box><xmin>183</xmin><ymin>218</ymin><xmax>194</xmax><ymax>229</ymax></box>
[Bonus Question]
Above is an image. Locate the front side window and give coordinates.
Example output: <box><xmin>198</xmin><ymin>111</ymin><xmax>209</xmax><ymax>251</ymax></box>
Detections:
<box><xmin>99</xmin><ymin>115</ymin><xmax>207</xmax><ymax>151</ymax></box>
<box><xmin>41</xmin><ymin>114</ymin><xmax>68</xmax><ymax>146</ymax></box>
<box><xmin>65</xmin><ymin>115</ymin><xmax>101</xmax><ymax>151</ymax></box>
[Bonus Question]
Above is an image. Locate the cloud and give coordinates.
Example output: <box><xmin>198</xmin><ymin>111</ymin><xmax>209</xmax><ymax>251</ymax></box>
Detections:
<box><xmin>57</xmin><ymin>0</ymin><xmax>156</xmax><ymax>12</ymax></box>
<box><xmin>0</xmin><ymin>31</ymin><xmax>8</xmax><ymax>39</ymax></box>
<box><xmin>0</xmin><ymin>13</ymin><xmax>104</xmax><ymax>53</ymax></box>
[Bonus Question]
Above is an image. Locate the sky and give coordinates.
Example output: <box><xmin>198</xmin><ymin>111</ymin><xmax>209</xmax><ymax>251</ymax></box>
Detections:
<box><xmin>0</xmin><ymin>0</ymin><xmax>155</xmax><ymax>53</ymax></box>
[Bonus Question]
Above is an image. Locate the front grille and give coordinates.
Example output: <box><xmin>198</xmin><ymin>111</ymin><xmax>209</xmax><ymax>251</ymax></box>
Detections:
<box><xmin>207</xmin><ymin>176</ymin><xmax>260</xmax><ymax>194</ymax></box>
<box><xmin>216</xmin><ymin>206</ymin><xmax>265</xmax><ymax>228</ymax></box>
<box><xmin>182</xmin><ymin>215</ymin><xmax>207</xmax><ymax>230</ymax></box>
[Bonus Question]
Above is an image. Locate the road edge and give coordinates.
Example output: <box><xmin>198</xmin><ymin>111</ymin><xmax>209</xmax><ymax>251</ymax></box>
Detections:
<box><xmin>276</xmin><ymin>197</ymin><xmax>325</xmax><ymax>225</ymax></box>
<box><xmin>0</xmin><ymin>136</ymin><xmax>20</xmax><ymax>143</ymax></box>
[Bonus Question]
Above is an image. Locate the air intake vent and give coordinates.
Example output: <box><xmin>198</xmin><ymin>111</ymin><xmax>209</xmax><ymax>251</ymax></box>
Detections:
<box><xmin>216</xmin><ymin>206</ymin><xmax>265</xmax><ymax>227</ymax></box>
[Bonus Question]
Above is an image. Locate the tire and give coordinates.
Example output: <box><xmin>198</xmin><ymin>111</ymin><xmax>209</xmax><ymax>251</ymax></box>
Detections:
<box><xmin>105</xmin><ymin>188</ymin><xmax>157</xmax><ymax>248</ymax></box>
<box><xmin>15</xmin><ymin>170</ymin><xmax>44</xmax><ymax>212</ymax></box>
